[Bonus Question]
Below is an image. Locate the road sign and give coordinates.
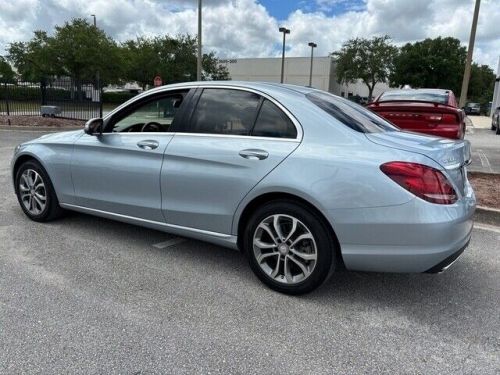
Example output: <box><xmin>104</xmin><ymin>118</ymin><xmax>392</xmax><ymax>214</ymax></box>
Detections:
<box><xmin>153</xmin><ymin>76</ymin><xmax>162</xmax><ymax>87</ymax></box>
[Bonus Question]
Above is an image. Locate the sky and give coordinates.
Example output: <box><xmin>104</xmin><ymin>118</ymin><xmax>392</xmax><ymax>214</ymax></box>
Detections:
<box><xmin>0</xmin><ymin>0</ymin><xmax>499</xmax><ymax>70</ymax></box>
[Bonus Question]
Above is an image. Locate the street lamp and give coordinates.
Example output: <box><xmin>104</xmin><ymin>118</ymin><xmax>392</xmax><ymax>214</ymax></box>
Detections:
<box><xmin>279</xmin><ymin>27</ymin><xmax>290</xmax><ymax>84</ymax></box>
<box><xmin>90</xmin><ymin>14</ymin><xmax>96</xmax><ymax>27</ymax></box>
<box><xmin>308</xmin><ymin>42</ymin><xmax>317</xmax><ymax>87</ymax></box>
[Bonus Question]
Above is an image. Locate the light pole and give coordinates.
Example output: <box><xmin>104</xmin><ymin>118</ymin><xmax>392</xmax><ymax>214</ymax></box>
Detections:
<box><xmin>197</xmin><ymin>0</ymin><xmax>202</xmax><ymax>81</ymax></box>
<box><xmin>90</xmin><ymin>14</ymin><xmax>96</xmax><ymax>27</ymax></box>
<box><xmin>279</xmin><ymin>27</ymin><xmax>290</xmax><ymax>84</ymax></box>
<box><xmin>308</xmin><ymin>42</ymin><xmax>317</xmax><ymax>87</ymax></box>
<box><xmin>459</xmin><ymin>0</ymin><xmax>481</xmax><ymax>108</ymax></box>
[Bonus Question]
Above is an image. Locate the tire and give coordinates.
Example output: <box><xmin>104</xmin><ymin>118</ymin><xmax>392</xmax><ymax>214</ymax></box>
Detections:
<box><xmin>15</xmin><ymin>160</ymin><xmax>64</xmax><ymax>222</ymax></box>
<box><xmin>244</xmin><ymin>200</ymin><xmax>336</xmax><ymax>295</ymax></box>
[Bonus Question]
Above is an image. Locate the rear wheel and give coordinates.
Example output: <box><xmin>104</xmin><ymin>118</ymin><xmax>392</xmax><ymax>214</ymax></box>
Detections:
<box><xmin>15</xmin><ymin>160</ymin><xmax>64</xmax><ymax>222</ymax></box>
<box><xmin>244</xmin><ymin>200</ymin><xmax>336</xmax><ymax>295</ymax></box>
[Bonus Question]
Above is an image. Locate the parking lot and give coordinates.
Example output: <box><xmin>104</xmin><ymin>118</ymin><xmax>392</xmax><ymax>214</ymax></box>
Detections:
<box><xmin>466</xmin><ymin>117</ymin><xmax>500</xmax><ymax>174</ymax></box>
<box><xmin>0</xmin><ymin>129</ymin><xmax>499</xmax><ymax>373</ymax></box>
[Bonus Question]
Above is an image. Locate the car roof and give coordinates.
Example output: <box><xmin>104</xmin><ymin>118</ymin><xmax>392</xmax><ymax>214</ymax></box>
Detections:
<box><xmin>103</xmin><ymin>81</ymin><xmax>317</xmax><ymax>128</ymax></box>
<box><xmin>145</xmin><ymin>80</ymin><xmax>315</xmax><ymax>99</ymax></box>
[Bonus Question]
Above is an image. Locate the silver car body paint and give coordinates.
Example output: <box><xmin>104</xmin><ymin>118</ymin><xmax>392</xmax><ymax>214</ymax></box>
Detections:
<box><xmin>11</xmin><ymin>81</ymin><xmax>475</xmax><ymax>273</ymax></box>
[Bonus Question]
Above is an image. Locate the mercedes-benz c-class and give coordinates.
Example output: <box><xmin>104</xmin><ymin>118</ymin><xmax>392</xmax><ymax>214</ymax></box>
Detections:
<box><xmin>11</xmin><ymin>82</ymin><xmax>475</xmax><ymax>294</ymax></box>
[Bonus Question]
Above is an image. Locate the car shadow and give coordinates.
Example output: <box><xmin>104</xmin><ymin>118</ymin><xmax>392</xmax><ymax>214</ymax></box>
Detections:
<box><xmin>28</xmin><ymin>209</ymin><xmax>496</xmax><ymax>343</ymax></box>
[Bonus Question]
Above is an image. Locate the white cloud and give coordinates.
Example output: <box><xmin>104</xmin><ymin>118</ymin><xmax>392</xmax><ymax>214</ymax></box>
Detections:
<box><xmin>0</xmin><ymin>0</ymin><xmax>498</xmax><ymax>70</ymax></box>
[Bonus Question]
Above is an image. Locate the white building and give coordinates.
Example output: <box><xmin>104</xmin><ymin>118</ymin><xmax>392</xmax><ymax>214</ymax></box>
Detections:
<box><xmin>220</xmin><ymin>56</ymin><xmax>391</xmax><ymax>99</ymax></box>
<box><xmin>491</xmin><ymin>57</ymin><xmax>500</xmax><ymax>116</ymax></box>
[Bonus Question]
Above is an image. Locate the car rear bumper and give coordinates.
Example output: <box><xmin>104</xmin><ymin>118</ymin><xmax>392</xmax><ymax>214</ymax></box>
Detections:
<box><xmin>424</xmin><ymin>238</ymin><xmax>470</xmax><ymax>273</ymax></box>
<box><xmin>327</xmin><ymin>188</ymin><xmax>476</xmax><ymax>273</ymax></box>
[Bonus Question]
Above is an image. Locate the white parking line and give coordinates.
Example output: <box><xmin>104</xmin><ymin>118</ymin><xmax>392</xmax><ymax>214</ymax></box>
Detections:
<box><xmin>474</xmin><ymin>223</ymin><xmax>500</xmax><ymax>234</ymax></box>
<box><xmin>152</xmin><ymin>237</ymin><xmax>187</xmax><ymax>249</ymax></box>
<box><xmin>476</xmin><ymin>149</ymin><xmax>493</xmax><ymax>172</ymax></box>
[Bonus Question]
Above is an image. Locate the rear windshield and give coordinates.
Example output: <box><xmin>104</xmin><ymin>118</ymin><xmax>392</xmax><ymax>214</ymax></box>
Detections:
<box><xmin>379</xmin><ymin>91</ymin><xmax>449</xmax><ymax>104</ymax></box>
<box><xmin>306</xmin><ymin>91</ymin><xmax>399</xmax><ymax>133</ymax></box>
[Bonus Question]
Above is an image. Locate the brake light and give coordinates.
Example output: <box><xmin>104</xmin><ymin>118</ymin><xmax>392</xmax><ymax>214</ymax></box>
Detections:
<box><xmin>441</xmin><ymin>113</ymin><xmax>459</xmax><ymax>124</ymax></box>
<box><xmin>380</xmin><ymin>162</ymin><xmax>457</xmax><ymax>204</ymax></box>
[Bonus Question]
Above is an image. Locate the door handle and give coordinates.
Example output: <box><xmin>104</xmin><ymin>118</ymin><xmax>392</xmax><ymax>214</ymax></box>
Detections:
<box><xmin>137</xmin><ymin>140</ymin><xmax>159</xmax><ymax>150</ymax></box>
<box><xmin>239</xmin><ymin>149</ymin><xmax>269</xmax><ymax>160</ymax></box>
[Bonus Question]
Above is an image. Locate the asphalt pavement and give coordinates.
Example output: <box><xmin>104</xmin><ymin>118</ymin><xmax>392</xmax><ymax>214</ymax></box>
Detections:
<box><xmin>466</xmin><ymin>116</ymin><xmax>500</xmax><ymax>174</ymax></box>
<box><xmin>0</xmin><ymin>129</ymin><xmax>499</xmax><ymax>374</ymax></box>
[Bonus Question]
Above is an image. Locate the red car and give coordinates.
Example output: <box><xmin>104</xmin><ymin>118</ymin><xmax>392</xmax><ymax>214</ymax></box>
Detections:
<box><xmin>367</xmin><ymin>89</ymin><xmax>466</xmax><ymax>139</ymax></box>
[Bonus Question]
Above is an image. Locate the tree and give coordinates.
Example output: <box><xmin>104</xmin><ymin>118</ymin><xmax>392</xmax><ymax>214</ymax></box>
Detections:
<box><xmin>468</xmin><ymin>63</ymin><xmax>495</xmax><ymax>104</ymax></box>
<box><xmin>203</xmin><ymin>51</ymin><xmax>230</xmax><ymax>81</ymax></box>
<box><xmin>390</xmin><ymin>37</ymin><xmax>466</xmax><ymax>95</ymax></box>
<box><xmin>121</xmin><ymin>35</ymin><xmax>229</xmax><ymax>89</ymax></box>
<box><xmin>332</xmin><ymin>36</ymin><xmax>397</xmax><ymax>100</ymax></box>
<box><xmin>50</xmin><ymin>18</ymin><xmax>122</xmax><ymax>85</ymax></box>
<box><xmin>7</xmin><ymin>31</ymin><xmax>60</xmax><ymax>82</ymax></box>
<box><xmin>0</xmin><ymin>56</ymin><xmax>15</xmax><ymax>82</ymax></box>
<box><xmin>8</xmin><ymin>19</ymin><xmax>121</xmax><ymax>85</ymax></box>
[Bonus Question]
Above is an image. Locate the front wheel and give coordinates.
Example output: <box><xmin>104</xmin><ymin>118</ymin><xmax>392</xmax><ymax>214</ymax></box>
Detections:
<box><xmin>244</xmin><ymin>200</ymin><xmax>336</xmax><ymax>295</ymax></box>
<box><xmin>15</xmin><ymin>160</ymin><xmax>64</xmax><ymax>222</ymax></box>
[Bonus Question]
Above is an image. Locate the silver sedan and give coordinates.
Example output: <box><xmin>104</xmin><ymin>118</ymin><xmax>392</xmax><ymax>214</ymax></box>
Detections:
<box><xmin>11</xmin><ymin>82</ymin><xmax>476</xmax><ymax>294</ymax></box>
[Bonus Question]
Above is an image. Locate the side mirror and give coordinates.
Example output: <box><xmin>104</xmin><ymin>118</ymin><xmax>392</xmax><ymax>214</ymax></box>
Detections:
<box><xmin>84</xmin><ymin>118</ymin><xmax>103</xmax><ymax>135</ymax></box>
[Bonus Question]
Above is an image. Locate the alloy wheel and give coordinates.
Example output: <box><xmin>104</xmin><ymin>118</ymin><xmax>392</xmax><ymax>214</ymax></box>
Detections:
<box><xmin>253</xmin><ymin>214</ymin><xmax>317</xmax><ymax>284</ymax></box>
<box><xmin>19</xmin><ymin>169</ymin><xmax>47</xmax><ymax>215</ymax></box>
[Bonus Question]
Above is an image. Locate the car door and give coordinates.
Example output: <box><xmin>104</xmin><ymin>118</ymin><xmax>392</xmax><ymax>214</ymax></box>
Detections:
<box><xmin>161</xmin><ymin>87</ymin><xmax>301</xmax><ymax>234</ymax></box>
<box><xmin>71</xmin><ymin>89</ymin><xmax>190</xmax><ymax>222</ymax></box>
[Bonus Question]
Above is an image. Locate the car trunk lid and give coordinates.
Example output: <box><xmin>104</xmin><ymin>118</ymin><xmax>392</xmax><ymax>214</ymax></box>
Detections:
<box><xmin>366</xmin><ymin>131</ymin><xmax>471</xmax><ymax>196</ymax></box>
<box><xmin>367</xmin><ymin>101</ymin><xmax>460</xmax><ymax>131</ymax></box>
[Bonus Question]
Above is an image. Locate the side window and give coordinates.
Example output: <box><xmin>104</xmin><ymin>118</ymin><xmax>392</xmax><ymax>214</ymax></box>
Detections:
<box><xmin>111</xmin><ymin>93</ymin><xmax>185</xmax><ymax>133</ymax></box>
<box><xmin>252</xmin><ymin>99</ymin><xmax>297</xmax><ymax>139</ymax></box>
<box><xmin>190</xmin><ymin>89</ymin><xmax>260</xmax><ymax>135</ymax></box>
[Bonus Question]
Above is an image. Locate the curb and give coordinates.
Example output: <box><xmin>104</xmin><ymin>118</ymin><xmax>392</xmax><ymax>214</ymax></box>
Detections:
<box><xmin>475</xmin><ymin>205</ymin><xmax>500</xmax><ymax>227</ymax></box>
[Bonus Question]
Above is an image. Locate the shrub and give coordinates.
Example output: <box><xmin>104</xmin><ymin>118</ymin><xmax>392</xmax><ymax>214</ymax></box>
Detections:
<box><xmin>102</xmin><ymin>91</ymin><xmax>137</xmax><ymax>104</ymax></box>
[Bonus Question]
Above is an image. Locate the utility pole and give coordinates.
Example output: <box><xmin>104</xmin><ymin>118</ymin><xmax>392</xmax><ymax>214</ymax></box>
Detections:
<box><xmin>91</xmin><ymin>14</ymin><xmax>96</xmax><ymax>27</ymax></box>
<box><xmin>279</xmin><ymin>27</ymin><xmax>290</xmax><ymax>84</ymax></box>
<box><xmin>459</xmin><ymin>0</ymin><xmax>481</xmax><ymax>108</ymax></box>
<box><xmin>197</xmin><ymin>0</ymin><xmax>202</xmax><ymax>81</ymax></box>
<box><xmin>308</xmin><ymin>42</ymin><xmax>317</xmax><ymax>87</ymax></box>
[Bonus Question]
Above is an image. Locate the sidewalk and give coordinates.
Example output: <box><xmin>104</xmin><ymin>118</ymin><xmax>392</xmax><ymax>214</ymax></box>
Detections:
<box><xmin>468</xmin><ymin>115</ymin><xmax>492</xmax><ymax>129</ymax></box>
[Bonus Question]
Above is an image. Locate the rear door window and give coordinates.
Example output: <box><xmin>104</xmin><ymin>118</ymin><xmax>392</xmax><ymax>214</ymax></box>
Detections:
<box><xmin>189</xmin><ymin>89</ymin><xmax>261</xmax><ymax>135</ymax></box>
<box><xmin>252</xmin><ymin>99</ymin><xmax>297</xmax><ymax>138</ymax></box>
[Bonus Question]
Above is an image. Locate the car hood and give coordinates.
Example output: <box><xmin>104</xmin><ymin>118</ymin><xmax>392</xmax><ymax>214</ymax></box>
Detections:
<box><xmin>366</xmin><ymin>131</ymin><xmax>471</xmax><ymax>170</ymax></box>
<box><xmin>25</xmin><ymin>129</ymin><xmax>84</xmax><ymax>145</ymax></box>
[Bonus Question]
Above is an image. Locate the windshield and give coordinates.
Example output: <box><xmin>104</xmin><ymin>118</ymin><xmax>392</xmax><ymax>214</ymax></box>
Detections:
<box><xmin>306</xmin><ymin>91</ymin><xmax>399</xmax><ymax>133</ymax></box>
<box><xmin>378</xmin><ymin>91</ymin><xmax>449</xmax><ymax>104</ymax></box>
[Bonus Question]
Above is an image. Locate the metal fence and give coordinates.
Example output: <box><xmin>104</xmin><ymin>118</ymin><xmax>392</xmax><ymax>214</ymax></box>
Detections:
<box><xmin>0</xmin><ymin>78</ymin><xmax>102</xmax><ymax>120</ymax></box>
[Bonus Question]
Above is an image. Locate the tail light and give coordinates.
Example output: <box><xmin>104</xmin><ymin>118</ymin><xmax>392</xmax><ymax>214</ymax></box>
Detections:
<box><xmin>441</xmin><ymin>113</ymin><xmax>459</xmax><ymax>124</ymax></box>
<box><xmin>380</xmin><ymin>162</ymin><xmax>457</xmax><ymax>204</ymax></box>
